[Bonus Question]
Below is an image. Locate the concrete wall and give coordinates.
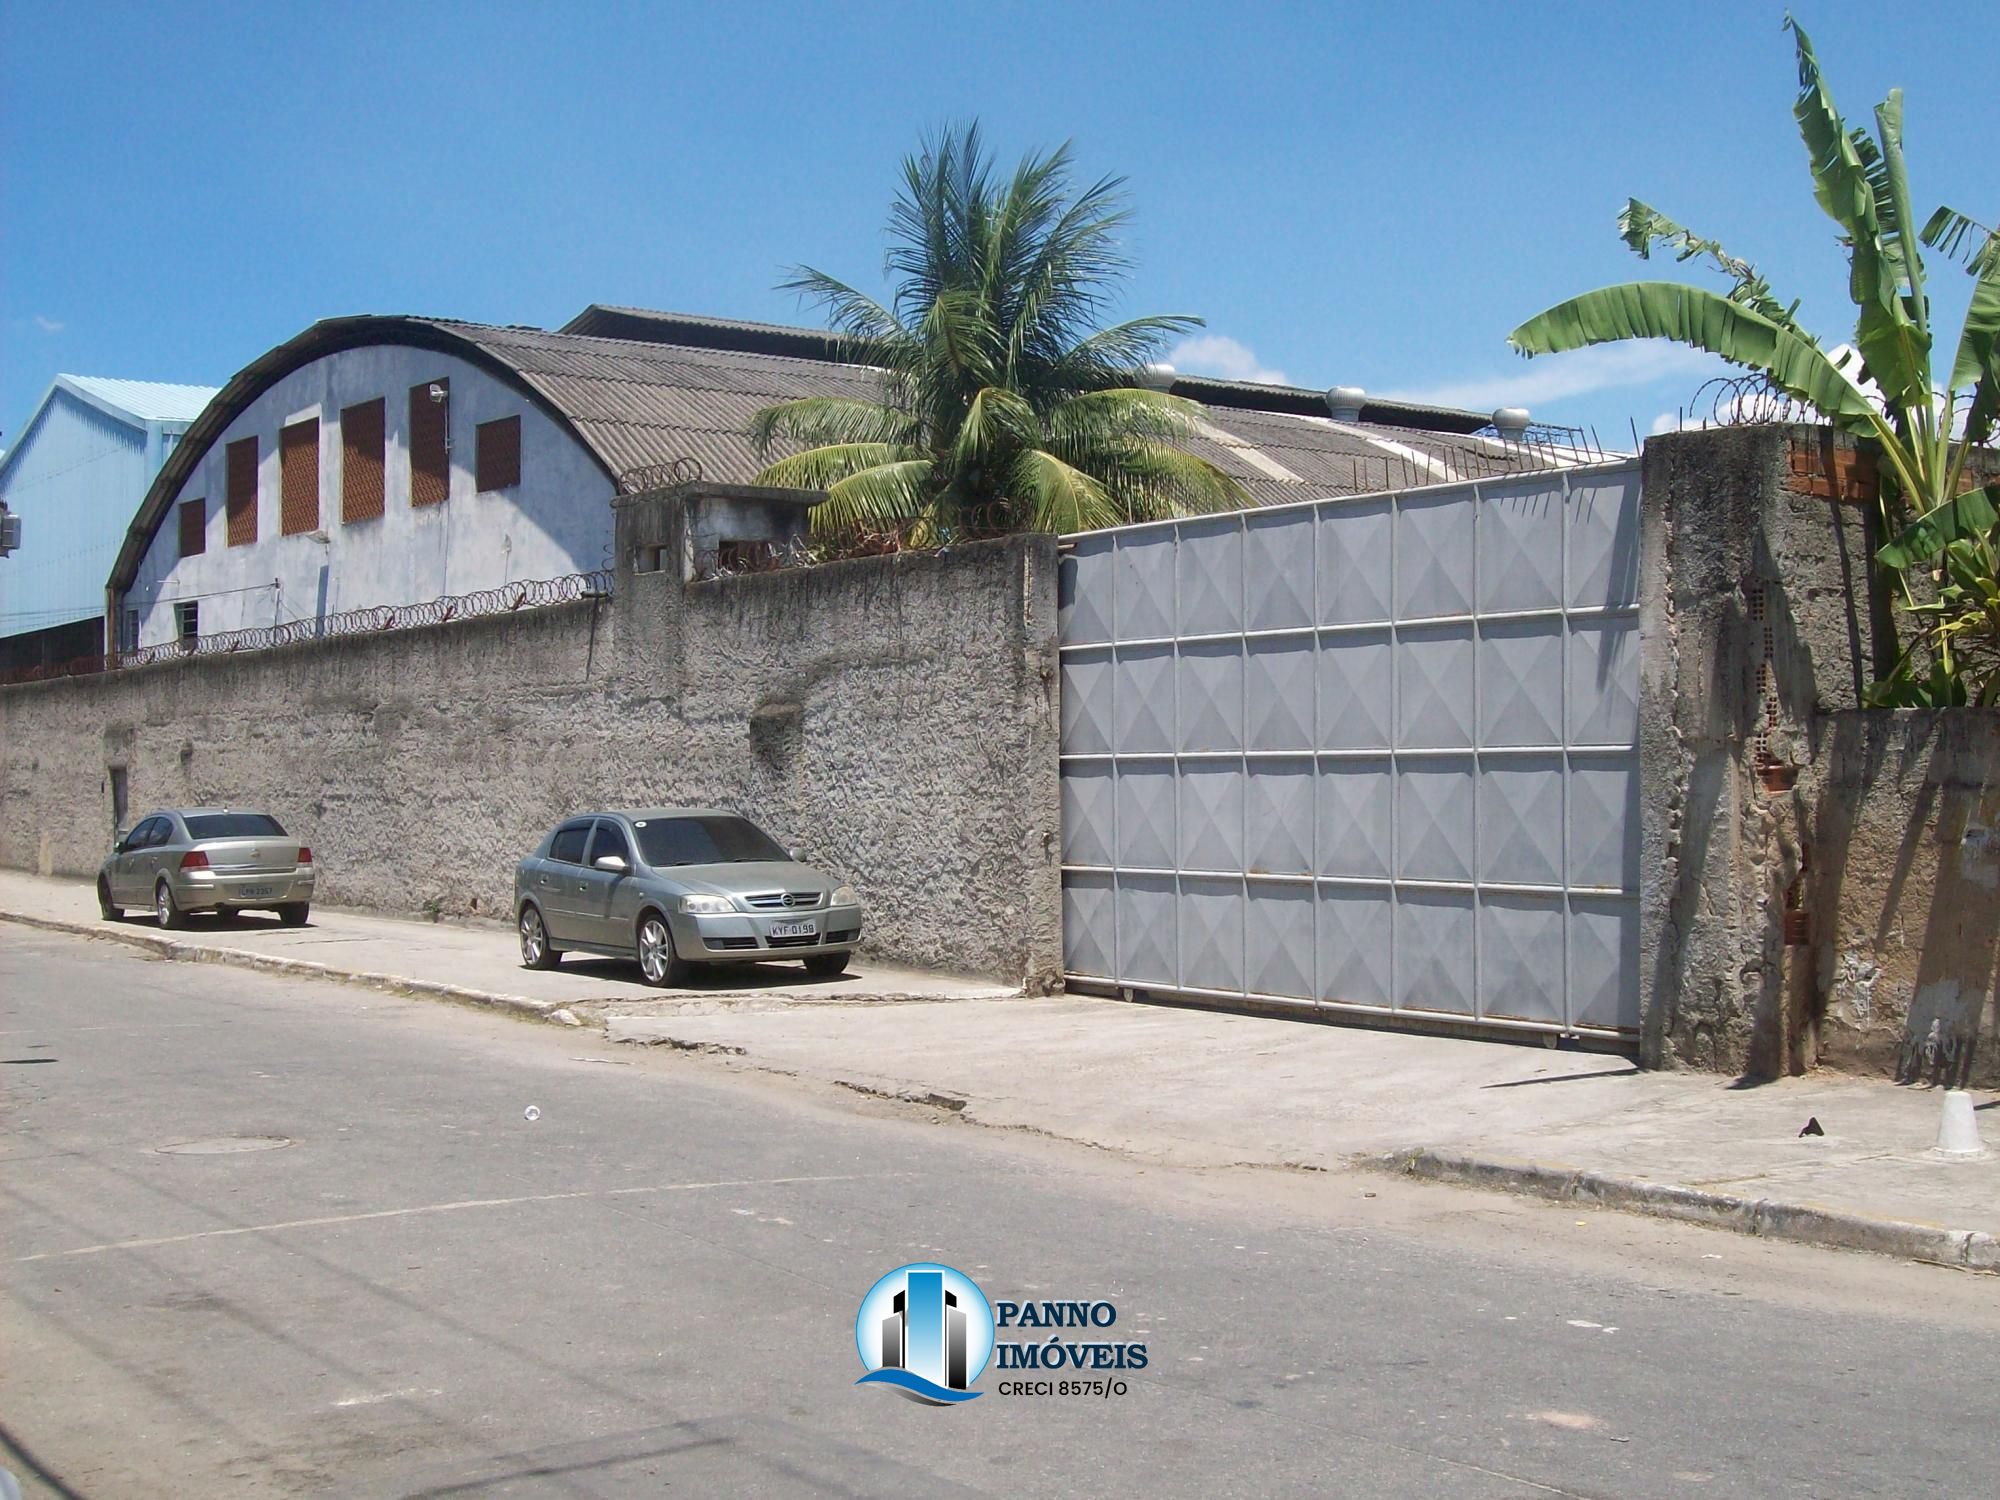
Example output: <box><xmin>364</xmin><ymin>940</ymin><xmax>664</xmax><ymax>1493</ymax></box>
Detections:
<box><xmin>0</xmin><ymin>518</ymin><xmax>1064</xmax><ymax>984</ymax></box>
<box><xmin>1637</xmin><ymin>425</ymin><xmax>1884</xmax><ymax>1075</ymax></box>
<box><xmin>1807</xmin><ymin>710</ymin><xmax>2000</xmax><ymax>1088</ymax></box>
<box><xmin>125</xmin><ymin>346</ymin><xmax>613</xmax><ymax>646</ymax></box>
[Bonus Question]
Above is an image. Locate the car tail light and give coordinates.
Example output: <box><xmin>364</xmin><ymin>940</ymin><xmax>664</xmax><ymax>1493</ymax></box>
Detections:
<box><xmin>179</xmin><ymin>850</ymin><xmax>210</xmax><ymax>871</ymax></box>
<box><xmin>297</xmin><ymin>847</ymin><xmax>313</xmax><ymax>866</ymax></box>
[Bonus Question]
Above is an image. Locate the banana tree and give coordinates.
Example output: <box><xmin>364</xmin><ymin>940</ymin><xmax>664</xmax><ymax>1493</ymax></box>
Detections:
<box><xmin>1508</xmin><ymin>17</ymin><xmax>2000</xmax><ymax>705</ymax></box>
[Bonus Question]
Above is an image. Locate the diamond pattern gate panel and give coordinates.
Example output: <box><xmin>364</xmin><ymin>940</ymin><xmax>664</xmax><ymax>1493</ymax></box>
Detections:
<box><xmin>1056</xmin><ymin>462</ymin><xmax>1642</xmax><ymax>1041</ymax></box>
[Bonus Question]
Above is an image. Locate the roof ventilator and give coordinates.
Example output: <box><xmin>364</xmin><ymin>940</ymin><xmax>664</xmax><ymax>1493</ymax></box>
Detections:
<box><xmin>1326</xmin><ymin>386</ymin><xmax>1367</xmax><ymax>422</ymax></box>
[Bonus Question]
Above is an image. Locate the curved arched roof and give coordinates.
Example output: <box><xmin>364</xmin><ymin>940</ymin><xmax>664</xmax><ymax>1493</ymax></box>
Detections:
<box><xmin>108</xmin><ymin>313</ymin><xmax>880</xmax><ymax>596</ymax></box>
<box><xmin>112</xmin><ymin>309</ymin><xmax>1583</xmax><ymax>600</ymax></box>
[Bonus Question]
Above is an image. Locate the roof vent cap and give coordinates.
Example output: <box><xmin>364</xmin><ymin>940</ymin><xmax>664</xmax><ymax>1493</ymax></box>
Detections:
<box><xmin>1492</xmin><ymin>406</ymin><xmax>1531</xmax><ymax>441</ymax></box>
<box><xmin>1138</xmin><ymin>362</ymin><xmax>1177</xmax><ymax>391</ymax></box>
<box><xmin>1327</xmin><ymin>386</ymin><xmax>1367</xmax><ymax>422</ymax></box>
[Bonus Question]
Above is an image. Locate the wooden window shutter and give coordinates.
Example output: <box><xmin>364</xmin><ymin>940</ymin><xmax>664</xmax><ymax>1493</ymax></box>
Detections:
<box><xmin>178</xmin><ymin>498</ymin><xmax>206</xmax><ymax>558</ymax></box>
<box><xmin>341</xmin><ymin>398</ymin><xmax>386</xmax><ymax>523</ymax></box>
<box><xmin>226</xmin><ymin>436</ymin><xmax>258</xmax><ymax>546</ymax></box>
<box><xmin>409</xmin><ymin>379</ymin><xmax>449</xmax><ymax>507</ymax></box>
<box><xmin>476</xmin><ymin>415</ymin><xmax>521</xmax><ymax>492</ymax></box>
<box><xmin>280</xmin><ymin>417</ymin><xmax>321</xmax><ymax>535</ymax></box>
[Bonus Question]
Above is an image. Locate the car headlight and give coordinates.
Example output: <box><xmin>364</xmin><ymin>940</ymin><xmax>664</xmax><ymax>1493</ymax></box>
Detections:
<box><xmin>831</xmin><ymin>885</ymin><xmax>858</xmax><ymax>907</ymax></box>
<box><xmin>680</xmin><ymin>894</ymin><xmax>735</xmax><ymax>915</ymax></box>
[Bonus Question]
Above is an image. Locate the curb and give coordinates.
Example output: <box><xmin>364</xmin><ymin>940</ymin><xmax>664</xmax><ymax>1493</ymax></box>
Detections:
<box><xmin>1371</xmin><ymin>1147</ymin><xmax>1999</xmax><ymax>1274</ymax></box>
<box><xmin>0</xmin><ymin>909</ymin><xmax>561</xmax><ymax>1021</ymax></box>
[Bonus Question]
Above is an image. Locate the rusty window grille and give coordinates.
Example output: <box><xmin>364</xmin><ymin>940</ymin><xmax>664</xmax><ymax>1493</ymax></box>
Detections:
<box><xmin>226</xmin><ymin>436</ymin><xmax>258</xmax><ymax>546</ymax></box>
<box><xmin>341</xmin><ymin>397</ymin><xmax>386</xmax><ymax>523</ymax></box>
<box><xmin>409</xmin><ymin>379</ymin><xmax>450</xmax><ymax>507</ymax></box>
<box><xmin>476</xmin><ymin>415</ymin><xmax>521</xmax><ymax>493</ymax></box>
<box><xmin>716</xmin><ymin>538</ymin><xmax>778</xmax><ymax>573</ymax></box>
<box><xmin>280</xmin><ymin>417</ymin><xmax>321</xmax><ymax>535</ymax></box>
<box><xmin>178</xmin><ymin>498</ymin><xmax>207</xmax><ymax>558</ymax></box>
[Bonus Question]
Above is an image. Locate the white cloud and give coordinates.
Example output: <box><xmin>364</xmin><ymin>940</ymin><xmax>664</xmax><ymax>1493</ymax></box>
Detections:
<box><xmin>34</xmin><ymin>315</ymin><xmax>63</xmax><ymax>334</ymax></box>
<box><xmin>1381</xmin><ymin>343</ymin><xmax>1724</xmax><ymax>414</ymax></box>
<box><xmin>1167</xmin><ymin>335</ymin><xmax>1289</xmax><ymax>387</ymax></box>
<box><xmin>1650</xmin><ymin>410</ymin><xmax>1687</xmax><ymax>436</ymax></box>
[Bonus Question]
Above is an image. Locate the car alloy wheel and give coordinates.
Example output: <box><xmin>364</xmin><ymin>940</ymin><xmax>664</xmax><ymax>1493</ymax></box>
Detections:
<box><xmin>519</xmin><ymin>906</ymin><xmax>556</xmax><ymax>970</ymax></box>
<box><xmin>638</xmin><ymin>917</ymin><xmax>670</xmax><ymax>983</ymax></box>
<box><xmin>155</xmin><ymin>881</ymin><xmax>186</xmax><ymax>930</ymax></box>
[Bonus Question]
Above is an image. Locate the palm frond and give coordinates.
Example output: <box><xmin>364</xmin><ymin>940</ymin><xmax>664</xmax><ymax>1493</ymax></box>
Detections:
<box><xmin>811</xmin><ymin>459</ymin><xmax>936</xmax><ymax>537</ymax></box>
<box><xmin>1005</xmin><ymin>448</ymin><xmax>1120</xmax><ymax>532</ymax></box>
<box><xmin>749</xmin><ymin>398</ymin><xmax>916</xmax><ymax>456</ymax></box>
<box><xmin>753</xmin><ymin>442</ymin><xmax>916</xmax><ymax>492</ymax></box>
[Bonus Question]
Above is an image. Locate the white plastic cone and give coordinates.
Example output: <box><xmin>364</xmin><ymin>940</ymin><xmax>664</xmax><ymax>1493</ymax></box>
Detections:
<box><xmin>1933</xmin><ymin>1090</ymin><xmax>1985</xmax><ymax>1158</ymax></box>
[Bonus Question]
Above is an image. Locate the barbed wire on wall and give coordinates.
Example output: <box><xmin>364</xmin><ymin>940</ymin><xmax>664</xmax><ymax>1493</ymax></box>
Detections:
<box><xmin>0</xmin><ymin>571</ymin><xmax>613</xmax><ymax>688</ymax></box>
<box><xmin>616</xmin><ymin>457</ymin><xmax>704</xmax><ymax>496</ymax></box>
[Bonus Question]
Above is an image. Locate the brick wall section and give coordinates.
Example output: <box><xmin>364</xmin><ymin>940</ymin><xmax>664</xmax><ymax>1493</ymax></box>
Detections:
<box><xmin>0</xmin><ymin>532</ymin><xmax>1063</xmax><ymax>985</ymax></box>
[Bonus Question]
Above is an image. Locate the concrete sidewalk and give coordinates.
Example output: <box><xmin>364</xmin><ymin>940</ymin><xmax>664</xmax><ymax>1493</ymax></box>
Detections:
<box><xmin>3</xmin><ymin>868</ymin><xmax>1994</xmax><ymax>1270</ymax></box>
<box><xmin>0</xmin><ymin>869</ymin><xmax>1014</xmax><ymax>1018</ymax></box>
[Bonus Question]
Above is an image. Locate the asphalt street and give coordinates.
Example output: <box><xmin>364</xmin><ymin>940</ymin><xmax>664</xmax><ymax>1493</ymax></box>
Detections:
<box><xmin>4</xmin><ymin>927</ymin><xmax>1996</xmax><ymax>1499</ymax></box>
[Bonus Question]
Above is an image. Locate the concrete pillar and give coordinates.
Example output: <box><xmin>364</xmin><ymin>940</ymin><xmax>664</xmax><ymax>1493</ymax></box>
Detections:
<box><xmin>1637</xmin><ymin>424</ymin><xmax>1886</xmax><ymax>1074</ymax></box>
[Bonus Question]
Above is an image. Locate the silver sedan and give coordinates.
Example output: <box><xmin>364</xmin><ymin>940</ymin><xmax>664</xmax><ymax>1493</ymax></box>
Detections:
<box><xmin>513</xmin><ymin>808</ymin><xmax>864</xmax><ymax>986</ymax></box>
<box><xmin>98</xmin><ymin>808</ymin><xmax>317</xmax><ymax>928</ymax></box>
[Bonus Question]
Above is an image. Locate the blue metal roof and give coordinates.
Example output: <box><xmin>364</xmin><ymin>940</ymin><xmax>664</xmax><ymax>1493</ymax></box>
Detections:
<box><xmin>59</xmin><ymin>375</ymin><xmax>218</xmax><ymax>425</ymax></box>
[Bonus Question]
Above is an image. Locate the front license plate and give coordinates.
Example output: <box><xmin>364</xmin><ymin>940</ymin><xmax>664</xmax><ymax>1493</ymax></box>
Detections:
<box><xmin>238</xmin><ymin>885</ymin><xmax>276</xmax><ymax>899</ymax></box>
<box><xmin>768</xmin><ymin>920</ymin><xmax>816</xmax><ymax>939</ymax></box>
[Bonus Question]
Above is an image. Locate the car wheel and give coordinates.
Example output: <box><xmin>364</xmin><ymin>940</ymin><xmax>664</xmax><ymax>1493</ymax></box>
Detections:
<box><xmin>803</xmin><ymin>950</ymin><xmax>850</xmax><ymax>979</ymax></box>
<box><xmin>519</xmin><ymin>904</ymin><xmax>559</xmax><ymax>970</ymax></box>
<box><xmin>98</xmin><ymin>877</ymin><xmax>122</xmax><ymax>922</ymax></box>
<box><xmin>636</xmin><ymin>911</ymin><xmax>691</xmax><ymax>988</ymax></box>
<box><xmin>277</xmin><ymin>903</ymin><xmax>310</xmax><ymax>927</ymax></box>
<box><xmin>155</xmin><ymin>880</ymin><xmax>187</xmax><ymax>931</ymax></box>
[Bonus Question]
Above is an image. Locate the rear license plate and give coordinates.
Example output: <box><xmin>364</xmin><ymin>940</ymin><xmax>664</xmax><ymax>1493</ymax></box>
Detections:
<box><xmin>768</xmin><ymin>920</ymin><xmax>816</xmax><ymax>939</ymax></box>
<box><xmin>238</xmin><ymin>885</ymin><xmax>276</xmax><ymax>899</ymax></box>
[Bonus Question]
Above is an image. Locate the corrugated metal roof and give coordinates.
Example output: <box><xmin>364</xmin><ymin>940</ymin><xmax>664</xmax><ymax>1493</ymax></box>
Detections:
<box><xmin>113</xmin><ymin>312</ymin><xmax>1595</xmax><ymax>597</ymax></box>
<box><xmin>61</xmin><ymin>375</ymin><xmax>218</xmax><ymax>425</ymax></box>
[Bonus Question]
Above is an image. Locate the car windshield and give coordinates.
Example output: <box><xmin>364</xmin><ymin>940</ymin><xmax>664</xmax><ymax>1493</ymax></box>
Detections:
<box><xmin>185</xmin><ymin>813</ymin><xmax>287</xmax><ymax>840</ymax></box>
<box><xmin>632</xmin><ymin>815</ymin><xmax>787</xmax><ymax>867</ymax></box>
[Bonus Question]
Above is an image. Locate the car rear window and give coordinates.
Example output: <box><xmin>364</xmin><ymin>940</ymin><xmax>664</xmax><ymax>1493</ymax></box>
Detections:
<box><xmin>633</xmin><ymin>816</ymin><xmax>787</xmax><ymax>868</ymax></box>
<box><xmin>185</xmin><ymin>813</ymin><xmax>287</xmax><ymax>840</ymax></box>
<box><xmin>549</xmin><ymin>824</ymin><xmax>591</xmax><ymax>864</ymax></box>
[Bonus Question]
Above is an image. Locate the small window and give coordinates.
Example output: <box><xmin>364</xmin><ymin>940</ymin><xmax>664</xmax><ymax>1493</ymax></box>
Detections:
<box><xmin>184</xmin><ymin>812</ymin><xmax>287</xmax><ymax>840</ymax></box>
<box><xmin>280</xmin><ymin>417</ymin><xmax>321</xmax><ymax>535</ymax></box>
<box><xmin>476</xmin><ymin>415</ymin><xmax>521</xmax><ymax>492</ymax></box>
<box><xmin>175</xmin><ymin>600</ymin><xmax>199</xmax><ymax>643</ymax></box>
<box><xmin>119</xmin><ymin>609</ymin><xmax>139</xmax><ymax>652</ymax></box>
<box><xmin>549</xmin><ymin>822</ymin><xmax>590</xmax><ymax>864</ymax></box>
<box><xmin>587</xmin><ymin>821</ymin><xmax>631</xmax><ymax>868</ymax></box>
<box><xmin>226</xmin><ymin>436</ymin><xmax>258</xmax><ymax>546</ymax></box>
<box><xmin>341</xmin><ymin>398</ymin><xmax>386</xmax><ymax>523</ymax></box>
<box><xmin>409</xmin><ymin>379</ymin><xmax>450</xmax><ymax>507</ymax></box>
<box><xmin>178</xmin><ymin>498</ymin><xmax>207</xmax><ymax>558</ymax></box>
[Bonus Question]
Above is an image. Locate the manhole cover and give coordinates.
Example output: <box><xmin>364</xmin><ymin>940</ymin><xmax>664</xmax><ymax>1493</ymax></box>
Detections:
<box><xmin>155</xmin><ymin>1136</ymin><xmax>292</xmax><ymax>1155</ymax></box>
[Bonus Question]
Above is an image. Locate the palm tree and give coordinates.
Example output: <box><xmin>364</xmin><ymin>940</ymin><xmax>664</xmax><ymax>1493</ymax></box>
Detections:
<box><xmin>1508</xmin><ymin>19</ymin><xmax>1999</xmax><ymax>704</ymax></box>
<box><xmin>751</xmin><ymin>123</ymin><xmax>1248</xmax><ymax>541</ymax></box>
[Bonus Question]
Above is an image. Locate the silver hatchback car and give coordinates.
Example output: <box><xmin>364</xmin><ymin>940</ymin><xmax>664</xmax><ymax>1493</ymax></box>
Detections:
<box><xmin>98</xmin><ymin>808</ymin><xmax>316</xmax><ymax>928</ymax></box>
<box><xmin>514</xmin><ymin>808</ymin><xmax>864</xmax><ymax>986</ymax></box>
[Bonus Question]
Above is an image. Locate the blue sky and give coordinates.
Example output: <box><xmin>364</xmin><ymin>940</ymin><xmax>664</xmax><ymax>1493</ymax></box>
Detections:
<box><xmin>5</xmin><ymin>1</ymin><xmax>1995</xmax><ymax>450</ymax></box>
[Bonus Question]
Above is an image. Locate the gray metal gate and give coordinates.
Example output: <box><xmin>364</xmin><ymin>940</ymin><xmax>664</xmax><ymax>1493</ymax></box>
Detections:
<box><xmin>1057</xmin><ymin>462</ymin><xmax>1641</xmax><ymax>1040</ymax></box>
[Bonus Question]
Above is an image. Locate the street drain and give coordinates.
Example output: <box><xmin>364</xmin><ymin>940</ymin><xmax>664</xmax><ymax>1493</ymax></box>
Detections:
<box><xmin>156</xmin><ymin>1136</ymin><xmax>293</xmax><ymax>1155</ymax></box>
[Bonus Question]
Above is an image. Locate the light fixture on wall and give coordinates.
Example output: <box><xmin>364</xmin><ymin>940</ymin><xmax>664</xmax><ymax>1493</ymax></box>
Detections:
<box><xmin>428</xmin><ymin>382</ymin><xmax>452</xmax><ymax>454</ymax></box>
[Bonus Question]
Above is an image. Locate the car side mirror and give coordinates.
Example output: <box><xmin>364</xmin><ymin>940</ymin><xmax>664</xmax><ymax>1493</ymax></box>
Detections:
<box><xmin>788</xmin><ymin>847</ymin><xmax>803</xmax><ymax>861</ymax></box>
<box><xmin>114</xmin><ymin>828</ymin><xmax>133</xmax><ymax>851</ymax></box>
<box><xmin>593</xmin><ymin>854</ymin><xmax>628</xmax><ymax>873</ymax></box>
